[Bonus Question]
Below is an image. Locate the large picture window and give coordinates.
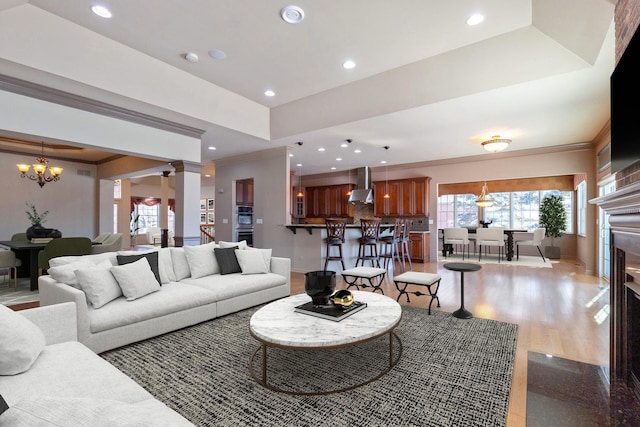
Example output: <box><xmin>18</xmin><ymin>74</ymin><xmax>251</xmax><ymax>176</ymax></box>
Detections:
<box><xmin>437</xmin><ymin>194</ymin><xmax>478</xmax><ymax>228</ymax></box>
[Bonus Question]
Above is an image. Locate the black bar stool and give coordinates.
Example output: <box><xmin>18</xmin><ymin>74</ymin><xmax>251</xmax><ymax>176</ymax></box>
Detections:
<box><xmin>379</xmin><ymin>218</ymin><xmax>403</xmax><ymax>272</ymax></box>
<box><xmin>324</xmin><ymin>218</ymin><xmax>347</xmax><ymax>271</ymax></box>
<box><xmin>356</xmin><ymin>218</ymin><xmax>381</xmax><ymax>268</ymax></box>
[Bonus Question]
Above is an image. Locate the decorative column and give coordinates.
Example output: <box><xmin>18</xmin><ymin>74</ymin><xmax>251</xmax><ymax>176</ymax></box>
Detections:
<box><xmin>170</xmin><ymin>160</ymin><xmax>202</xmax><ymax>247</ymax></box>
<box><xmin>160</xmin><ymin>170</ymin><xmax>170</xmax><ymax>247</ymax></box>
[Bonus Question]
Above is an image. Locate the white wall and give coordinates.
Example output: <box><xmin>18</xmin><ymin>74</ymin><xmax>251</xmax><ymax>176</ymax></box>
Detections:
<box><xmin>1</xmin><ymin>151</ymin><xmax>96</xmax><ymax>240</ymax></box>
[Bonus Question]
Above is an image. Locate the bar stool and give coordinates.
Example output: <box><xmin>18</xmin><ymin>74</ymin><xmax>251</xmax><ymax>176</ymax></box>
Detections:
<box><xmin>399</xmin><ymin>219</ymin><xmax>413</xmax><ymax>271</ymax></box>
<box><xmin>356</xmin><ymin>218</ymin><xmax>381</xmax><ymax>268</ymax></box>
<box><xmin>379</xmin><ymin>218</ymin><xmax>403</xmax><ymax>272</ymax></box>
<box><xmin>324</xmin><ymin>218</ymin><xmax>347</xmax><ymax>271</ymax></box>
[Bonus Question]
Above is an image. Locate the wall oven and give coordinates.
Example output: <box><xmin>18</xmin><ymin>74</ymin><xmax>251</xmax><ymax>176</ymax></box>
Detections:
<box><xmin>236</xmin><ymin>206</ymin><xmax>253</xmax><ymax>228</ymax></box>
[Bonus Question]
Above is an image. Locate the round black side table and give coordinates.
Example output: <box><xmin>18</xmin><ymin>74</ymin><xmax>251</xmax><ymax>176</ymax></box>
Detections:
<box><xmin>443</xmin><ymin>262</ymin><xmax>481</xmax><ymax>319</ymax></box>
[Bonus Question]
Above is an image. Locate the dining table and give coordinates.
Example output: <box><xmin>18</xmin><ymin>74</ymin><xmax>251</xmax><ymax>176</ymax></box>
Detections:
<box><xmin>441</xmin><ymin>228</ymin><xmax>528</xmax><ymax>261</ymax></box>
<box><xmin>0</xmin><ymin>240</ymin><xmax>48</xmax><ymax>291</ymax></box>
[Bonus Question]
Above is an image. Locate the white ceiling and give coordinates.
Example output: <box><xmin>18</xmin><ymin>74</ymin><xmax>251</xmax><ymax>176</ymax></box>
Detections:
<box><xmin>2</xmin><ymin>0</ymin><xmax>616</xmax><ymax>176</ymax></box>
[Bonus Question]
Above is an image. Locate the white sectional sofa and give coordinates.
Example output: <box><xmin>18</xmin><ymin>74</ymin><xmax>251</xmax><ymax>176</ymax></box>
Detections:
<box><xmin>0</xmin><ymin>302</ymin><xmax>193</xmax><ymax>426</ymax></box>
<box><xmin>38</xmin><ymin>242</ymin><xmax>291</xmax><ymax>354</ymax></box>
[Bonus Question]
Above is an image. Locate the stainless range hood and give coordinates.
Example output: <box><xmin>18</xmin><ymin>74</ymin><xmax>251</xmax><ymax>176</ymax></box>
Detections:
<box><xmin>348</xmin><ymin>167</ymin><xmax>374</xmax><ymax>204</ymax></box>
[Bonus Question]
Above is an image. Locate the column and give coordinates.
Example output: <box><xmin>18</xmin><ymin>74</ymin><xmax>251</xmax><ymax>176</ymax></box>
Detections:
<box><xmin>160</xmin><ymin>170</ymin><xmax>170</xmax><ymax>247</ymax></box>
<box><xmin>170</xmin><ymin>160</ymin><xmax>202</xmax><ymax>247</ymax></box>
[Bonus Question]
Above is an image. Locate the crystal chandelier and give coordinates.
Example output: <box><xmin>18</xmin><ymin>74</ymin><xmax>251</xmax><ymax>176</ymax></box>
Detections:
<box><xmin>17</xmin><ymin>142</ymin><xmax>63</xmax><ymax>188</ymax></box>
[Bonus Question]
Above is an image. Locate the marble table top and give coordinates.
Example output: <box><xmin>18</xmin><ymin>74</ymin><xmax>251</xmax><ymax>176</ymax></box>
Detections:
<box><xmin>249</xmin><ymin>291</ymin><xmax>402</xmax><ymax>348</ymax></box>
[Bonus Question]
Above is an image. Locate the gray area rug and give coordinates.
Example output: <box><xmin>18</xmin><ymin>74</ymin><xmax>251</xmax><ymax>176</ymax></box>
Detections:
<box><xmin>101</xmin><ymin>304</ymin><xmax>518</xmax><ymax>426</ymax></box>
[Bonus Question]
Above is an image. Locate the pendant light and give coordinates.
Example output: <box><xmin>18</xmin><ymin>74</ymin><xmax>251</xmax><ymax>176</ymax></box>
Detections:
<box><xmin>346</xmin><ymin>168</ymin><xmax>352</xmax><ymax>196</ymax></box>
<box><xmin>296</xmin><ymin>163</ymin><xmax>304</xmax><ymax>198</ymax></box>
<box><xmin>383</xmin><ymin>146</ymin><xmax>390</xmax><ymax>199</ymax></box>
<box><xmin>475</xmin><ymin>181</ymin><xmax>494</xmax><ymax>207</ymax></box>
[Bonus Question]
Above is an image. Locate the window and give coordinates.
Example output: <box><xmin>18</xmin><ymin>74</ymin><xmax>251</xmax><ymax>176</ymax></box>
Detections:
<box><xmin>437</xmin><ymin>194</ymin><xmax>478</xmax><ymax>228</ymax></box>
<box><xmin>135</xmin><ymin>204</ymin><xmax>159</xmax><ymax>231</ymax></box>
<box><xmin>576</xmin><ymin>181</ymin><xmax>587</xmax><ymax>236</ymax></box>
<box><xmin>437</xmin><ymin>189</ymin><xmax>574</xmax><ymax>233</ymax></box>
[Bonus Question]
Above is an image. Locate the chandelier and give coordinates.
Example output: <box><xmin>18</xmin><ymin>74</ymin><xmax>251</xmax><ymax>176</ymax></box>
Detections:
<box><xmin>481</xmin><ymin>135</ymin><xmax>511</xmax><ymax>153</ymax></box>
<box><xmin>16</xmin><ymin>142</ymin><xmax>63</xmax><ymax>188</ymax></box>
<box><xmin>475</xmin><ymin>181</ymin><xmax>494</xmax><ymax>207</ymax></box>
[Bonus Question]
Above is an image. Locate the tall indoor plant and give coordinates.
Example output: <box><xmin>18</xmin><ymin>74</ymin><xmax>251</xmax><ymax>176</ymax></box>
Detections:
<box><xmin>539</xmin><ymin>194</ymin><xmax>567</xmax><ymax>259</ymax></box>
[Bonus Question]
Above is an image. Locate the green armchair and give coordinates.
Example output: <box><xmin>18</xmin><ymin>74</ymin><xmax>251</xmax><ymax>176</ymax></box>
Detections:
<box><xmin>38</xmin><ymin>237</ymin><xmax>92</xmax><ymax>273</ymax></box>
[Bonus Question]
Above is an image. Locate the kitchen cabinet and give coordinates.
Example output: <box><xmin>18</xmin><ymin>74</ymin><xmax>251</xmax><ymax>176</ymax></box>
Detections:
<box><xmin>373</xmin><ymin>178</ymin><xmax>430</xmax><ymax>217</ymax></box>
<box><xmin>236</xmin><ymin>179</ymin><xmax>254</xmax><ymax>206</ymax></box>
<box><xmin>409</xmin><ymin>232</ymin><xmax>430</xmax><ymax>263</ymax></box>
<box><xmin>304</xmin><ymin>184</ymin><xmax>353</xmax><ymax>218</ymax></box>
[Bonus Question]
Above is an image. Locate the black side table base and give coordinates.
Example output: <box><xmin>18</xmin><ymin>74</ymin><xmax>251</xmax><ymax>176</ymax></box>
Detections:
<box><xmin>452</xmin><ymin>308</ymin><xmax>473</xmax><ymax>319</ymax></box>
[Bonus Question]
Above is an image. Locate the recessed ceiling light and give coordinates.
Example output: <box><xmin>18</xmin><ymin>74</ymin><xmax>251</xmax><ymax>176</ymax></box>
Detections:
<box><xmin>466</xmin><ymin>13</ymin><xmax>484</xmax><ymax>26</ymax></box>
<box><xmin>331</xmin><ymin>167</ymin><xmax>336</xmax><ymax>170</ymax></box>
<box><xmin>296</xmin><ymin>163</ymin><xmax>303</xmax><ymax>167</ymax></box>
<box><xmin>340</xmin><ymin>143</ymin><xmax>349</xmax><ymax>148</ymax></box>
<box><xmin>343</xmin><ymin>60</ymin><xmax>356</xmax><ymax>69</ymax></box>
<box><xmin>336</xmin><ymin>157</ymin><xmax>342</xmax><ymax>161</ymax></box>
<box><xmin>318</xmin><ymin>148</ymin><xmax>325</xmax><ymax>152</ymax></box>
<box><xmin>264</xmin><ymin>90</ymin><xmax>275</xmax><ymax>97</ymax></box>
<box><xmin>380</xmin><ymin>160</ymin><xmax>387</xmax><ymax>164</ymax></box>
<box><xmin>204</xmin><ymin>174</ymin><xmax>211</xmax><ymax>178</ymax></box>
<box><xmin>280</xmin><ymin>5</ymin><xmax>305</xmax><ymax>24</ymax></box>
<box><xmin>289</xmin><ymin>153</ymin><xmax>294</xmax><ymax>157</ymax></box>
<box><xmin>184</xmin><ymin>52</ymin><xmax>199</xmax><ymax>62</ymax></box>
<box><xmin>354</xmin><ymin>149</ymin><xmax>362</xmax><ymax>154</ymax></box>
<box><xmin>208</xmin><ymin>146</ymin><xmax>216</xmax><ymax>150</ymax></box>
<box><xmin>91</xmin><ymin>5</ymin><xmax>112</xmax><ymax>18</ymax></box>
<box><xmin>208</xmin><ymin>49</ymin><xmax>226</xmax><ymax>60</ymax></box>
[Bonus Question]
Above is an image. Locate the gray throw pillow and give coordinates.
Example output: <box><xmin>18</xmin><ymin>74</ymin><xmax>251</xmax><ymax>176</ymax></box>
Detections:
<box><xmin>214</xmin><ymin>247</ymin><xmax>241</xmax><ymax>275</ymax></box>
<box><xmin>117</xmin><ymin>252</ymin><xmax>161</xmax><ymax>285</ymax></box>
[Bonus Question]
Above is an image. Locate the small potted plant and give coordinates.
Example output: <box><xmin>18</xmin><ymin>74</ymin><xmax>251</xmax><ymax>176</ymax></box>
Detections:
<box><xmin>25</xmin><ymin>203</ymin><xmax>49</xmax><ymax>239</ymax></box>
<box><xmin>539</xmin><ymin>194</ymin><xmax>567</xmax><ymax>259</ymax></box>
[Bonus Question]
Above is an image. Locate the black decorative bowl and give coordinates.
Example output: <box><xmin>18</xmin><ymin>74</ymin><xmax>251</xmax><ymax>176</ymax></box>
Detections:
<box><xmin>305</xmin><ymin>271</ymin><xmax>336</xmax><ymax>306</ymax></box>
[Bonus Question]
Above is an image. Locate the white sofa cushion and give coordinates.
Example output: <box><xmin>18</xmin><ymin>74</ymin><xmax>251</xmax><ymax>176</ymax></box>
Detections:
<box><xmin>183</xmin><ymin>242</ymin><xmax>220</xmax><ymax>279</ymax></box>
<box><xmin>180</xmin><ymin>272</ymin><xmax>287</xmax><ymax>301</ymax></box>
<box><xmin>244</xmin><ymin>248</ymin><xmax>272</xmax><ymax>273</ymax></box>
<box><xmin>0</xmin><ymin>397</ymin><xmax>193</xmax><ymax>427</ymax></box>
<box><xmin>0</xmin><ymin>341</ymin><xmax>153</xmax><ymax>406</ymax></box>
<box><xmin>235</xmin><ymin>249</ymin><xmax>269</xmax><ymax>274</ymax></box>
<box><xmin>47</xmin><ymin>260</ymin><xmax>96</xmax><ymax>289</ymax></box>
<box><xmin>49</xmin><ymin>252</ymin><xmax>117</xmax><ymax>268</ymax></box>
<box><xmin>116</xmin><ymin>252</ymin><xmax>161</xmax><ymax>285</ymax></box>
<box><xmin>0</xmin><ymin>305</ymin><xmax>45</xmax><ymax>375</ymax></box>
<box><xmin>171</xmin><ymin>248</ymin><xmax>191</xmax><ymax>281</ymax></box>
<box><xmin>75</xmin><ymin>261</ymin><xmax>123</xmax><ymax>309</ymax></box>
<box><xmin>88</xmin><ymin>282</ymin><xmax>218</xmax><ymax>333</ymax></box>
<box><xmin>117</xmin><ymin>248</ymin><xmax>175</xmax><ymax>284</ymax></box>
<box><xmin>110</xmin><ymin>258</ymin><xmax>160</xmax><ymax>301</ymax></box>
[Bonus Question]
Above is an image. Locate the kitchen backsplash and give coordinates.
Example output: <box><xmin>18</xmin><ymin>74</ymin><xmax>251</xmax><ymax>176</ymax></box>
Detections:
<box><xmin>380</xmin><ymin>217</ymin><xmax>429</xmax><ymax>232</ymax></box>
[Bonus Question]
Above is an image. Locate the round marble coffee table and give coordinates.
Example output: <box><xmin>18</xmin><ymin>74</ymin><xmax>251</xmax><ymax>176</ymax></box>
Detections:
<box><xmin>249</xmin><ymin>290</ymin><xmax>402</xmax><ymax>395</ymax></box>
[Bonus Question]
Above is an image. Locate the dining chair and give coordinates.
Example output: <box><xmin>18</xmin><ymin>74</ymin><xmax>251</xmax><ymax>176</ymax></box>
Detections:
<box><xmin>516</xmin><ymin>227</ymin><xmax>546</xmax><ymax>261</ymax></box>
<box><xmin>324</xmin><ymin>218</ymin><xmax>347</xmax><ymax>271</ymax></box>
<box><xmin>38</xmin><ymin>237</ymin><xmax>92</xmax><ymax>274</ymax></box>
<box><xmin>11</xmin><ymin>233</ymin><xmax>28</xmax><ymax>241</ymax></box>
<box><xmin>443</xmin><ymin>228</ymin><xmax>471</xmax><ymax>260</ymax></box>
<box><xmin>0</xmin><ymin>248</ymin><xmax>22</xmax><ymax>290</ymax></box>
<box><xmin>91</xmin><ymin>232</ymin><xmax>111</xmax><ymax>244</ymax></box>
<box><xmin>91</xmin><ymin>233</ymin><xmax>124</xmax><ymax>254</ymax></box>
<box><xmin>356</xmin><ymin>218</ymin><xmax>381</xmax><ymax>268</ymax></box>
<box><xmin>476</xmin><ymin>227</ymin><xmax>505</xmax><ymax>263</ymax></box>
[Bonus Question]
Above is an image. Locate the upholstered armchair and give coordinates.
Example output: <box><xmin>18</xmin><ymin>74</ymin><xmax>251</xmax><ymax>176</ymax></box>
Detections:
<box><xmin>91</xmin><ymin>233</ymin><xmax>123</xmax><ymax>254</ymax></box>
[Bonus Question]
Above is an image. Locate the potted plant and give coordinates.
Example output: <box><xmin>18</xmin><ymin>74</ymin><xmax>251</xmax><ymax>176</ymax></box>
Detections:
<box><xmin>25</xmin><ymin>203</ymin><xmax>49</xmax><ymax>239</ymax></box>
<box><xmin>130</xmin><ymin>212</ymin><xmax>140</xmax><ymax>247</ymax></box>
<box><xmin>539</xmin><ymin>194</ymin><xmax>567</xmax><ymax>259</ymax></box>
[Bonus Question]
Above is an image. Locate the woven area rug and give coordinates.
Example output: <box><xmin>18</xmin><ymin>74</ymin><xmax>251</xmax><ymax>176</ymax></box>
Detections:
<box><xmin>101</xmin><ymin>305</ymin><xmax>518</xmax><ymax>427</ymax></box>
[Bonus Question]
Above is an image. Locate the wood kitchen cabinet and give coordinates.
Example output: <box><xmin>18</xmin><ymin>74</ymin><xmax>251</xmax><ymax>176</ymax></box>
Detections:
<box><xmin>236</xmin><ymin>178</ymin><xmax>254</xmax><ymax>206</ymax></box>
<box><xmin>409</xmin><ymin>232</ymin><xmax>430</xmax><ymax>263</ymax></box>
<box><xmin>304</xmin><ymin>184</ymin><xmax>353</xmax><ymax>218</ymax></box>
<box><xmin>373</xmin><ymin>178</ymin><xmax>430</xmax><ymax>217</ymax></box>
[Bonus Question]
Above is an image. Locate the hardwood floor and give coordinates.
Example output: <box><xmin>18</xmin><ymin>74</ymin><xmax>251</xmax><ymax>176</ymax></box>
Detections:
<box><xmin>290</xmin><ymin>259</ymin><xmax>609</xmax><ymax>427</ymax></box>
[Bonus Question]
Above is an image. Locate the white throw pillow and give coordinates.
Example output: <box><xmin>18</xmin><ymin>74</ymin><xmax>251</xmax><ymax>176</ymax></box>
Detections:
<box><xmin>47</xmin><ymin>260</ymin><xmax>95</xmax><ymax>288</ymax></box>
<box><xmin>235</xmin><ymin>249</ymin><xmax>269</xmax><ymax>274</ymax></box>
<box><xmin>110</xmin><ymin>258</ymin><xmax>160</xmax><ymax>301</ymax></box>
<box><xmin>246</xmin><ymin>247</ymin><xmax>272</xmax><ymax>272</ymax></box>
<box><xmin>0</xmin><ymin>304</ymin><xmax>46</xmax><ymax>375</ymax></box>
<box><xmin>218</xmin><ymin>240</ymin><xmax>248</xmax><ymax>250</ymax></box>
<box><xmin>183</xmin><ymin>242</ymin><xmax>220</xmax><ymax>279</ymax></box>
<box><xmin>170</xmin><ymin>247</ymin><xmax>191</xmax><ymax>281</ymax></box>
<box><xmin>48</xmin><ymin>252</ymin><xmax>117</xmax><ymax>268</ymax></box>
<box><xmin>158</xmin><ymin>247</ymin><xmax>176</xmax><ymax>283</ymax></box>
<box><xmin>75</xmin><ymin>260</ymin><xmax>123</xmax><ymax>309</ymax></box>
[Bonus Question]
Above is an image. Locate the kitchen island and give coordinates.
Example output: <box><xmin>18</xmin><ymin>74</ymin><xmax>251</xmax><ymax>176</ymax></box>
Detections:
<box><xmin>285</xmin><ymin>224</ymin><xmax>429</xmax><ymax>273</ymax></box>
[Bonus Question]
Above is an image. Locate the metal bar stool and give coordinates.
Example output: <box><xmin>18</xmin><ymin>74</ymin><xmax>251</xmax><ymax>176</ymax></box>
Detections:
<box><xmin>379</xmin><ymin>219</ymin><xmax>403</xmax><ymax>272</ymax></box>
<box><xmin>324</xmin><ymin>218</ymin><xmax>347</xmax><ymax>271</ymax></box>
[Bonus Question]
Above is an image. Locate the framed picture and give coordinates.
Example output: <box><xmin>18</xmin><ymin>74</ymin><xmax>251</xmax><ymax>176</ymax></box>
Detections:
<box><xmin>200</xmin><ymin>213</ymin><xmax>206</xmax><ymax>224</ymax></box>
<box><xmin>200</xmin><ymin>199</ymin><xmax>206</xmax><ymax>211</ymax></box>
<box><xmin>207</xmin><ymin>198</ymin><xmax>215</xmax><ymax>210</ymax></box>
<box><xmin>208</xmin><ymin>212</ymin><xmax>215</xmax><ymax>224</ymax></box>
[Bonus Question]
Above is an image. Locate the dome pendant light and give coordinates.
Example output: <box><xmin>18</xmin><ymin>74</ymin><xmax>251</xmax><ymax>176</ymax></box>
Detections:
<box><xmin>475</xmin><ymin>181</ymin><xmax>494</xmax><ymax>207</ymax></box>
<box><xmin>481</xmin><ymin>135</ymin><xmax>511</xmax><ymax>153</ymax></box>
